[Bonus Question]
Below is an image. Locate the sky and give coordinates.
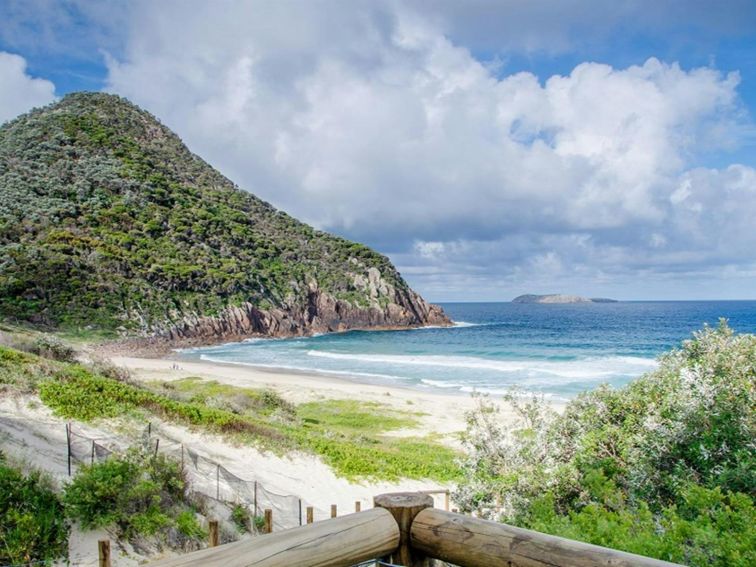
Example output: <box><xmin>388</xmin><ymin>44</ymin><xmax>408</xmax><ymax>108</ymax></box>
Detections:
<box><xmin>1</xmin><ymin>0</ymin><xmax>756</xmax><ymax>301</ymax></box>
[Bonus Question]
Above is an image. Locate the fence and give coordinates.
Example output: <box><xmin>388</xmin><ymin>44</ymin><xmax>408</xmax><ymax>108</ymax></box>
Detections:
<box><xmin>148</xmin><ymin>492</ymin><xmax>684</xmax><ymax>567</ymax></box>
<box><xmin>65</xmin><ymin>421</ymin><xmax>450</xmax><ymax>534</ymax></box>
<box><xmin>66</xmin><ymin>421</ymin><xmax>308</xmax><ymax>531</ymax></box>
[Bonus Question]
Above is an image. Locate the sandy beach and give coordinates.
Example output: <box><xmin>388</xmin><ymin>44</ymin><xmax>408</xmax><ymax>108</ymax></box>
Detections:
<box><xmin>111</xmin><ymin>354</ymin><xmax>501</xmax><ymax>442</ymax></box>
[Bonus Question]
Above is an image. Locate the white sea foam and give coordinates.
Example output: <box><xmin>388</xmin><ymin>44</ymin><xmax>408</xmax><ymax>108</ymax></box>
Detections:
<box><xmin>306</xmin><ymin>350</ymin><xmax>657</xmax><ymax>379</ymax></box>
<box><xmin>420</xmin><ymin>379</ymin><xmax>466</xmax><ymax>389</ymax></box>
<box><xmin>197</xmin><ymin>354</ymin><xmax>410</xmax><ymax>382</ymax></box>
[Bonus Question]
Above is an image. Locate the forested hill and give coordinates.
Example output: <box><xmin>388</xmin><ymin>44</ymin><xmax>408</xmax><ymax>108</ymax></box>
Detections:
<box><xmin>0</xmin><ymin>92</ymin><xmax>449</xmax><ymax>343</ymax></box>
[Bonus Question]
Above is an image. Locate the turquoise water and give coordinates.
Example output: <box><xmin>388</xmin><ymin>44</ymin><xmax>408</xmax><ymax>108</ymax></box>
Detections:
<box><xmin>179</xmin><ymin>301</ymin><xmax>756</xmax><ymax>399</ymax></box>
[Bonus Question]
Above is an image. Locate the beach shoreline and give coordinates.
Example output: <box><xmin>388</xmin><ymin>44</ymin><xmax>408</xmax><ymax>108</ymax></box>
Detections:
<box><xmin>110</xmin><ymin>353</ymin><xmax>516</xmax><ymax>443</ymax></box>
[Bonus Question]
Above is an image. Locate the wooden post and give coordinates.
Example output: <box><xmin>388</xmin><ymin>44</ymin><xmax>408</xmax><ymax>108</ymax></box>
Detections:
<box><xmin>355</xmin><ymin>501</ymin><xmax>361</xmax><ymax>512</ymax></box>
<box><xmin>306</xmin><ymin>506</ymin><xmax>314</xmax><ymax>524</ymax></box>
<box><xmin>253</xmin><ymin>481</ymin><xmax>258</xmax><ymax>517</ymax></box>
<box><xmin>374</xmin><ymin>492</ymin><xmax>433</xmax><ymax>567</ymax></box>
<box><xmin>66</xmin><ymin>423</ymin><xmax>72</xmax><ymax>476</ymax></box>
<box><xmin>330</xmin><ymin>504</ymin><xmax>337</xmax><ymax>518</ymax></box>
<box><xmin>298</xmin><ymin>499</ymin><xmax>302</xmax><ymax>526</ymax></box>
<box><xmin>264</xmin><ymin>509</ymin><xmax>273</xmax><ymax>534</ymax></box>
<box><xmin>208</xmin><ymin>520</ymin><xmax>219</xmax><ymax>547</ymax></box>
<box><xmin>91</xmin><ymin>439</ymin><xmax>95</xmax><ymax>465</ymax></box>
<box><xmin>98</xmin><ymin>539</ymin><xmax>111</xmax><ymax>567</ymax></box>
<box><xmin>444</xmin><ymin>490</ymin><xmax>450</xmax><ymax>511</ymax></box>
<box><xmin>154</xmin><ymin>438</ymin><xmax>160</xmax><ymax>457</ymax></box>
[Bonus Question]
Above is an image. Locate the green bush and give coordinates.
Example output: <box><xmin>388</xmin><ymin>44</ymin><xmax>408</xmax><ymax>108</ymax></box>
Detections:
<box><xmin>175</xmin><ymin>510</ymin><xmax>206</xmax><ymax>539</ymax></box>
<box><xmin>29</xmin><ymin>336</ymin><xmax>77</xmax><ymax>362</ymax></box>
<box><xmin>522</xmin><ymin>485</ymin><xmax>755</xmax><ymax>566</ymax></box>
<box><xmin>454</xmin><ymin>322</ymin><xmax>756</xmax><ymax>565</ymax></box>
<box><xmin>231</xmin><ymin>504</ymin><xmax>250</xmax><ymax>533</ymax></box>
<box><xmin>0</xmin><ymin>454</ymin><xmax>68</xmax><ymax>565</ymax></box>
<box><xmin>63</xmin><ymin>448</ymin><xmax>186</xmax><ymax>539</ymax></box>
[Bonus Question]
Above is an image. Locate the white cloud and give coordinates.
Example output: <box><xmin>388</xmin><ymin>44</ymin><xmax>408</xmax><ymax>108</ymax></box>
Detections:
<box><xmin>100</xmin><ymin>0</ymin><xmax>755</xmax><ymax>299</ymax></box>
<box><xmin>0</xmin><ymin>51</ymin><xmax>56</xmax><ymax>124</ymax></box>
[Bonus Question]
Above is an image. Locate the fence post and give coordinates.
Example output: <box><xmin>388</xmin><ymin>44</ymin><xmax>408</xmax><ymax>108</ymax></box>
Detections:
<box><xmin>253</xmin><ymin>480</ymin><xmax>258</xmax><ymax>517</ymax></box>
<box><xmin>298</xmin><ymin>499</ymin><xmax>302</xmax><ymax>526</ymax></box>
<box><xmin>445</xmin><ymin>490</ymin><xmax>450</xmax><ymax>511</ymax></box>
<box><xmin>306</xmin><ymin>506</ymin><xmax>314</xmax><ymax>524</ymax></box>
<box><xmin>98</xmin><ymin>539</ymin><xmax>111</xmax><ymax>567</ymax></box>
<box><xmin>355</xmin><ymin>501</ymin><xmax>361</xmax><ymax>512</ymax></box>
<box><xmin>374</xmin><ymin>492</ymin><xmax>434</xmax><ymax>567</ymax></box>
<box><xmin>264</xmin><ymin>509</ymin><xmax>272</xmax><ymax>534</ymax></box>
<box><xmin>91</xmin><ymin>440</ymin><xmax>95</xmax><ymax>465</ymax></box>
<box><xmin>66</xmin><ymin>423</ymin><xmax>71</xmax><ymax>476</ymax></box>
<box><xmin>330</xmin><ymin>504</ymin><xmax>337</xmax><ymax>518</ymax></box>
<box><xmin>209</xmin><ymin>520</ymin><xmax>219</xmax><ymax>547</ymax></box>
<box><xmin>154</xmin><ymin>438</ymin><xmax>160</xmax><ymax>458</ymax></box>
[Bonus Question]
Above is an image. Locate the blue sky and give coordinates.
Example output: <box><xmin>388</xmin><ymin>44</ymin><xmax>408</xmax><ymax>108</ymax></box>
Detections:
<box><xmin>2</xmin><ymin>0</ymin><xmax>756</xmax><ymax>300</ymax></box>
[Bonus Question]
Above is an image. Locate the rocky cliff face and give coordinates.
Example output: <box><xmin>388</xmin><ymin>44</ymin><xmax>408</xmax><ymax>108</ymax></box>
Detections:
<box><xmin>159</xmin><ymin>285</ymin><xmax>449</xmax><ymax>346</ymax></box>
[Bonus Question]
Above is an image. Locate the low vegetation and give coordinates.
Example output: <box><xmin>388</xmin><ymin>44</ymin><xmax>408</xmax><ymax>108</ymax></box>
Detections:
<box><xmin>0</xmin><ymin>447</ymin><xmax>208</xmax><ymax>564</ymax></box>
<box><xmin>64</xmin><ymin>447</ymin><xmax>205</xmax><ymax>545</ymax></box>
<box><xmin>454</xmin><ymin>322</ymin><xmax>755</xmax><ymax>566</ymax></box>
<box><xmin>0</xmin><ymin>453</ymin><xmax>69</xmax><ymax>565</ymax></box>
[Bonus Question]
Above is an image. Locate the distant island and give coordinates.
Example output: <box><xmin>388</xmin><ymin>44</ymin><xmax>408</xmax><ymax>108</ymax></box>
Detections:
<box><xmin>512</xmin><ymin>294</ymin><xmax>618</xmax><ymax>304</ymax></box>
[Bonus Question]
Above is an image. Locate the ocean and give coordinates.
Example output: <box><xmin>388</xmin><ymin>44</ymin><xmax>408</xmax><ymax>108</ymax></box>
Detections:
<box><xmin>179</xmin><ymin>301</ymin><xmax>756</xmax><ymax>399</ymax></box>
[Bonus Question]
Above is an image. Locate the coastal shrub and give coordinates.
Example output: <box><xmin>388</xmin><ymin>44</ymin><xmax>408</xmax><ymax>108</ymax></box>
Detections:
<box><xmin>0</xmin><ymin>345</ymin><xmax>53</xmax><ymax>393</ymax></box>
<box><xmin>521</xmin><ymin>485</ymin><xmax>755</xmax><ymax>566</ymax></box>
<box><xmin>39</xmin><ymin>364</ymin><xmax>286</xmax><ymax>444</ymax></box>
<box><xmin>29</xmin><ymin>336</ymin><xmax>77</xmax><ymax>362</ymax></box>
<box><xmin>162</xmin><ymin>378</ymin><xmax>295</xmax><ymax>418</ymax></box>
<box><xmin>175</xmin><ymin>510</ymin><xmax>206</xmax><ymax>540</ymax></box>
<box><xmin>231</xmin><ymin>504</ymin><xmax>251</xmax><ymax>532</ymax></box>
<box><xmin>253</xmin><ymin>514</ymin><xmax>266</xmax><ymax>532</ymax></box>
<box><xmin>0</xmin><ymin>453</ymin><xmax>69</xmax><ymax>565</ymax></box>
<box><xmin>454</xmin><ymin>322</ymin><xmax>756</xmax><ymax>565</ymax></box>
<box><xmin>63</xmin><ymin>447</ymin><xmax>187</xmax><ymax>539</ymax></box>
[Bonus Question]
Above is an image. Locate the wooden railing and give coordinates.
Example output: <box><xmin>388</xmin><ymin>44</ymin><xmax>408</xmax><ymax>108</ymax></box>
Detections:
<box><xmin>148</xmin><ymin>492</ymin><xmax>685</xmax><ymax>567</ymax></box>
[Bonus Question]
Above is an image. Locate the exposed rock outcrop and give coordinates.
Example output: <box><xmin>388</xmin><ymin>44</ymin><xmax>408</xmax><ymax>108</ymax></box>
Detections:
<box><xmin>151</xmin><ymin>286</ymin><xmax>449</xmax><ymax>347</ymax></box>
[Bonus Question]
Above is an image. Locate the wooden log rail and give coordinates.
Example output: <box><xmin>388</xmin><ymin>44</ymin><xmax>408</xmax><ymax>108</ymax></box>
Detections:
<box><xmin>147</xmin><ymin>492</ymin><xmax>685</xmax><ymax>567</ymax></box>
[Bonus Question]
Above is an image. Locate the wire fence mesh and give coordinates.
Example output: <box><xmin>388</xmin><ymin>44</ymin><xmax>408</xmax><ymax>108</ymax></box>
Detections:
<box><xmin>66</xmin><ymin>420</ymin><xmax>306</xmax><ymax>531</ymax></box>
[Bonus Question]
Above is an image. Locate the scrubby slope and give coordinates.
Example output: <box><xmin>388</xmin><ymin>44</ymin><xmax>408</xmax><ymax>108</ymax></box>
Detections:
<box><xmin>0</xmin><ymin>93</ymin><xmax>448</xmax><ymax>342</ymax></box>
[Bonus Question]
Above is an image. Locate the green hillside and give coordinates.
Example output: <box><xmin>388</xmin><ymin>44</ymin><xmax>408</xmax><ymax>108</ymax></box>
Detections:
<box><xmin>0</xmin><ymin>93</ymin><xmax>447</xmax><ymax>340</ymax></box>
